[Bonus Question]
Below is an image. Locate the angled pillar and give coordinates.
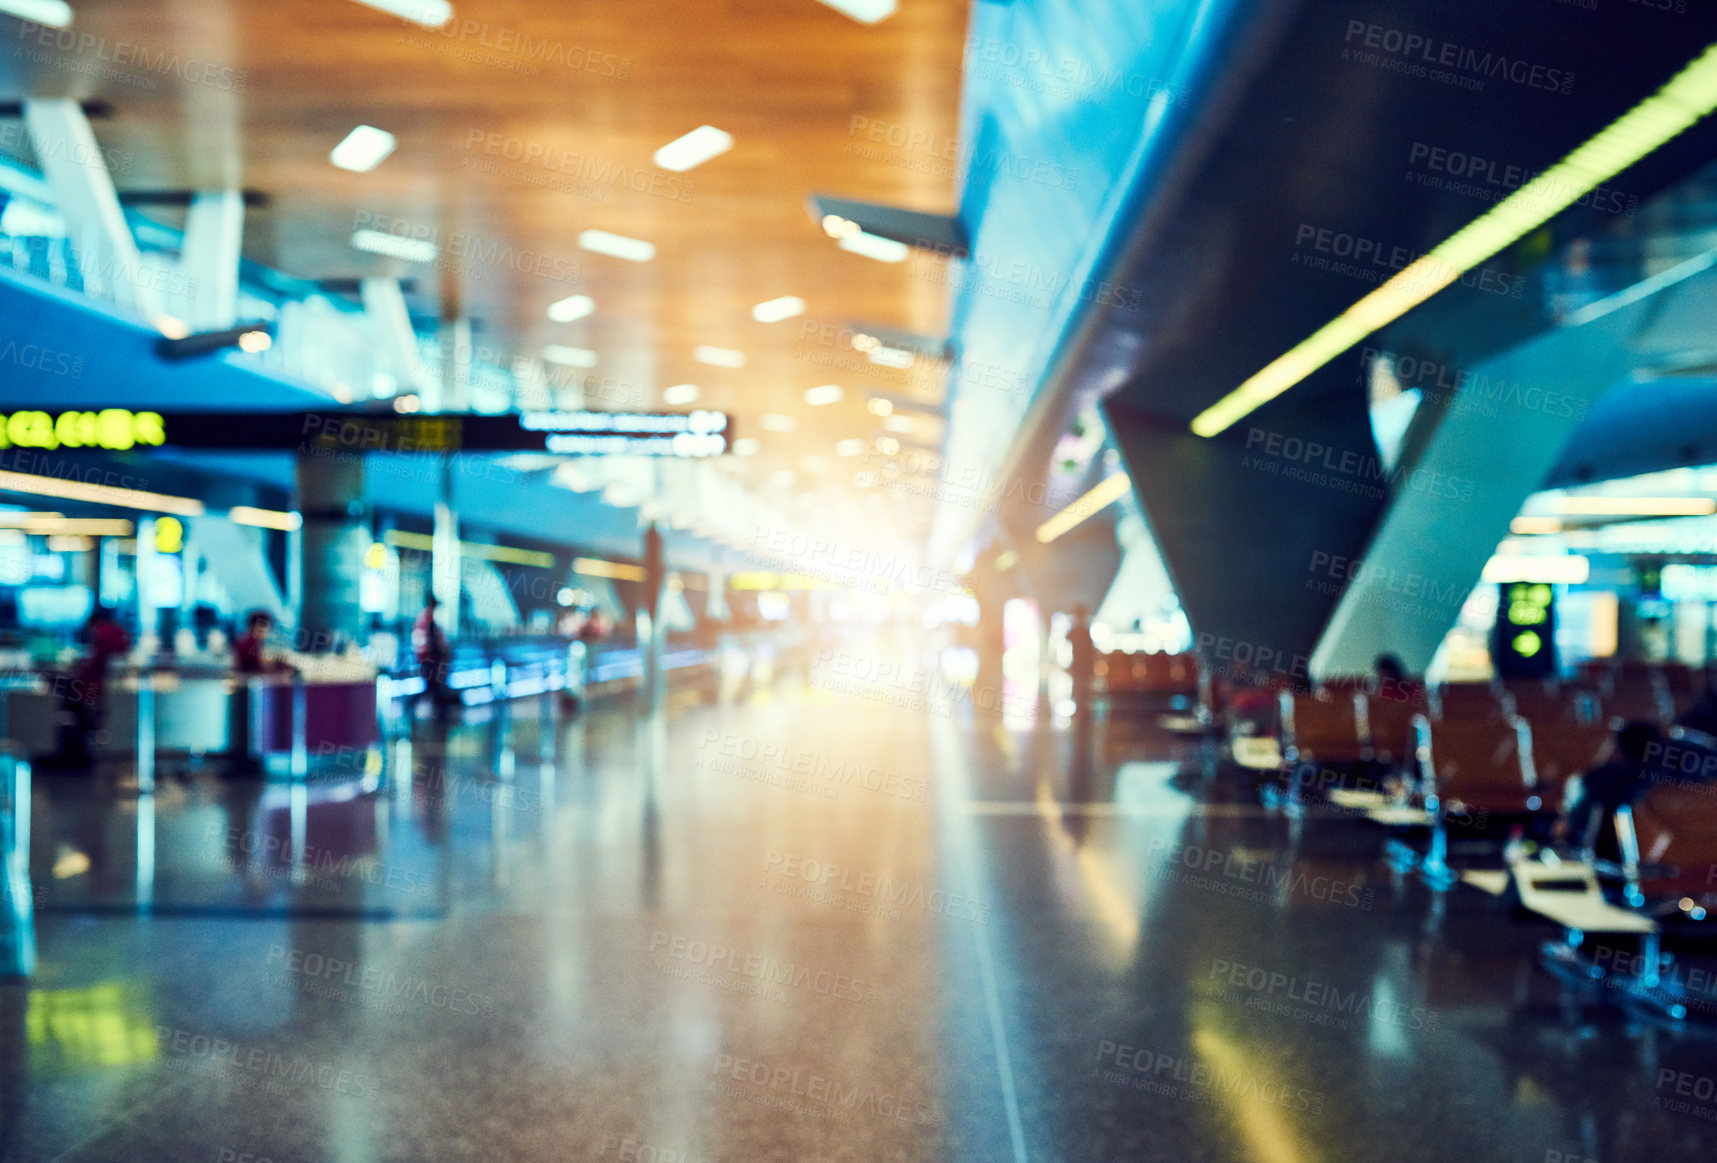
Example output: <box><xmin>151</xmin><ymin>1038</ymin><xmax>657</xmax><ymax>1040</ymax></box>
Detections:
<box><xmin>22</xmin><ymin>99</ymin><xmax>161</xmax><ymax>323</ymax></box>
<box><xmin>1105</xmin><ymin>385</ymin><xmax>1388</xmax><ymax>687</ymax></box>
<box><xmin>361</xmin><ymin>276</ymin><xmax>423</xmax><ymax>398</ymax></box>
<box><xmin>180</xmin><ymin>190</ymin><xmax>245</xmax><ymax>330</ymax></box>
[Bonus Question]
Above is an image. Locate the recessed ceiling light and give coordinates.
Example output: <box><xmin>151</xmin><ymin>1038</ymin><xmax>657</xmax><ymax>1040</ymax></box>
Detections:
<box><xmin>867</xmin><ymin>397</ymin><xmax>893</xmax><ymax>416</ymax></box>
<box><xmin>813</xmin><ymin>0</ymin><xmax>896</xmax><ymax>23</ymax></box>
<box><xmin>654</xmin><ymin>125</ymin><xmax>734</xmax><ymax>172</ymax></box>
<box><xmin>869</xmin><ymin>345</ymin><xmax>914</xmax><ymax>369</ymax></box>
<box><xmin>579</xmin><ymin>229</ymin><xmax>656</xmax><ymax>262</ymax></box>
<box><xmin>543</xmin><ymin>345</ymin><xmax>599</xmax><ymax>368</ymax></box>
<box><xmin>838</xmin><ymin>231</ymin><xmax>908</xmax><ymax>263</ymax></box>
<box><xmin>547</xmin><ymin>294</ymin><xmax>594</xmax><ymax>322</ymax></box>
<box><xmin>882</xmin><ymin>414</ymin><xmax>916</xmax><ymax>433</ymax></box>
<box><xmin>752</xmin><ymin>296</ymin><xmax>806</xmax><ymax>323</ymax></box>
<box><xmin>662</xmin><ymin>384</ymin><xmax>700</xmax><ymax>405</ymax></box>
<box><xmin>351</xmin><ymin>229</ymin><xmax>436</xmax><ymax>263</ymax></box>
<box><xmin>1</xmin><ymin>1</ymin><xmax>72</xmax><ymax>29</ymax></box>
<box><xmin>771</xmin><ymin>470</ymin><xmax>797</xmax><ymax>488</ymax></box>
<box><xmin>694</xmin><ymin>345</ymin><xmax>746</xmax><ymax>368</ymax></box>
<box><xmin>874</xmin><ymin>437</ymin><xmax>900</xmax><ymax>455</ymax></box>
<box><xmin>805</xmin><ymin>384</ymin><xmax>843</xmax><ymax>406</ymax></box>
<box><xmin>760</xmin><ymin>414</ymin><xmax>797</xmax><ymax>433</ymax></box>
<box><xmin>351</xmin><ymin>0</ymin><xmax>452</xmax><ymax>25</ymax></box>
<box><xmin>330</xmin><ymin>125</ymin><xmax>396</xmax><ymax>173</ymax></box>
<box><xmin>835</xmin><ymin>439</ymin><xmax>866</xmax><ymax>457</ymax></box>
<box><xmin>732</xmin><ymin>438</ymin><xmax>760</xmax><ymax>456</ymax></box>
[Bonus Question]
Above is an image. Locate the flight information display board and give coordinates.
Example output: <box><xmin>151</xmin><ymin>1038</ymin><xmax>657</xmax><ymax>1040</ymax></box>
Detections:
<box><xmin>0</xmin><ymin>408</ymin><xmax>731</xmax><ymax>457</ymax></box>
<box><xmin>1493</xmin><ymin>581</ymin><xmax>1557</xmax><ymax>680</ymax></box>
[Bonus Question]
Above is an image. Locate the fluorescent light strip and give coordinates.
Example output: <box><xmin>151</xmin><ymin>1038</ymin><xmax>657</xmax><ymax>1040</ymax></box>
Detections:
<box><xmin>229</xmin><ymin>505</ymin><xmax>303</xmax><ymax>531</ymax></box>
<box><xmin>654</xmin><ymin>125</ymin><xmax>733</xmax><ymax>172</ymax></box>
<box><xmin>547</xmin><ymin>294</ymin><xmax>594</xmax><ymax>322</ymax></box>
<box><xmin>1191</xmin><ymin>40</ymin><xmax>1717</xmax><ymax>438</ymax></box>
<box><xmin>813</xmin><ymin>0</ymin><xmax>897</xmax><ymax>24</ymax></box>
<box><xmin>0</xmin><ymin>469</ymin><xmax>204</xmax><ymax>516</ymax></box>
<box><xmin>350</xmin><ymin>0</ymin><xmax>452</xmax><ymax>27</ymax></box>
<box><xmin>694</xmin><ymin>345</ymin><xmax>746</xmax><ymax>368</ymax></box>
<box><xmin>805</xmin><ymin>384</ymin><xmax>844</xmax><ymax>406</ymax></box>
<box><xmin>573</xmin><ymin>556</ymin><xmax>646</xmax><ymax>582</ymax></box>
<box><xmin>838</xmin><ymin>231</ymin><xmax>909</xmax><ymax>263</ymax></box>
<box><xmin>0</xmin><ymin>513</ymin><xmax>133</xmax><ymax>536</ymax></box>
<box><xmin>759</xmin><ymin>414</ymin><xmax>797</xmax><ymax>433</ymax></box>
<box><xmin>352</xmin><ymin>229</ymin><xmax>437</xmax><ymax>263</ymax></box>
<box><xmin>387</xmin><ymin>530</ymin><xmax>556</xmax><ymax>568</ymax></box>
<box><xmin>543</xmin><ymin>345</ymin><xmax>599</xmax><ymax>368</ymax></box>
<box><xmin>1035</xmin><ymin>472</ymin><xmax>1132</xmax><ymax>544</ymax></box>
<box><xmin>1553</xmin><ymin>496</ymin><xmax>1717</xmax><ymax>516</ymax></box>
<box><xmin>579</xmin><ymin>229</ymin><xmax>655</xmax><ymax>262</ymax></box>
<box><xmin>1482</xmin><ymin>555</ymin><xmax>1591</xmax><ymax>584</ymax></box>
<box><xmin>662</xmin><ymin>384</ymin><xmax>700</xmax><ymax>405</ymax></box>
<box><xmin>752</xmin><ymin>296</ymin><xmax>805</xmax><ymax>323</ymax></box>
<box><xmin>330</xmin><ymin>125</ymin><xmax>396</xmax><ymax>173</ymax></box>
<box><xmin>0</xmin><ymin>1</ymin><xmax>73</xmax><ymax>28</ymax></box>
<box><xmin>1509</xmin><ymin>517</ymin><xmax>1564</xmax><ymax>535</ymax></box>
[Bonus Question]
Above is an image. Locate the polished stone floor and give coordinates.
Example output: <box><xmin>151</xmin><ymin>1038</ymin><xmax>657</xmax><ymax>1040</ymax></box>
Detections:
<box><xmin>4</xmin><ymin>666</ymin><xmax>1717</xmax><ymax>1162</ymax></box>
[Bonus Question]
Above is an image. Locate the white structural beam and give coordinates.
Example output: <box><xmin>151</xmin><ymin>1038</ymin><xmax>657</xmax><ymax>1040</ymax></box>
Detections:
<box><xmin>360</xmin><ymin>276</ymin><xmax>422</xmax><ymax>397</ymax></box>
<box><xmin>22</xmin><ymin>98</ymin><xmax>162</xmax><ymax>324</ymax></box>
<box><xmin>181</xmin><ymin>190</ymin><xmax>245</xmax><ymax>330</ymax></box>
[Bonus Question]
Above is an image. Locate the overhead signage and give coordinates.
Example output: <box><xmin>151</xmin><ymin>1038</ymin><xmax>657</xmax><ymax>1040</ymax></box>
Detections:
<box><xmin>15</xmin><ymin>410</ymin><xmax>733</xmax><ymax>457</ymax></box>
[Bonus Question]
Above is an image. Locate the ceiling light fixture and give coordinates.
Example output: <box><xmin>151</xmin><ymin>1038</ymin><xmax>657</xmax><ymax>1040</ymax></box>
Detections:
<box><xmin>662</xmin><ymin>384</ymin><xmax>700</xmax><ymax>405</ymax></box>
<box><xmin>1509</xmin><ymin>517</ymin><xmax>1565</xmax><ymax>535</ymax></box>
<box><xmin>547</xmin><ymin>294</ymin><xmax>595</xmax><ymax>322</ymax></box>
<box><xmin>0</xmin><ymin>1</ymin><xmax>73</xmax><ymax>29</ymax></box>
<box><xmin>813</xmin><ymin>0</ymin><xmax>897</xmax><ymax>23</ymax></box>
<box><xmin>0</xmin><ymin>469</ymin><xmax>204</xmax><ymax>516</ymax></box>
<box><xmin>228</xmin><ymin>506</ymin><xmax>303</xmax><ymax>531</ymax></box>
<box><xmin>578</xmin><ymin>229</ymin><xmax>655</xmax><ymax>262</ymax></box>
<box><xmin>838</xmin><ymin>231</ymin><xmax>909</xmax><ymax>263</ymax></box>
<box><xmin>835</xmin><ymin>439</ymin><xmax>866</xmax><ymax>457</ymax></box>
<box><xmin>1191</xmin><ymin>40</ymin><xmax>1717</xmax><ymax>438</ymax></box>
<box><xmin>694</xmin><ymin>345</ymin><xmax>746</xmax><ymax>368</ymax></box>
<box><xmin>654</xmin><ymin>125</ymin><xmax>734</xmax><ymax>172</ymax></box>
<box><xmin>881</xmin><ymin>413</ymin><xmax>916</xmax><ymax>433</ymax></box>
<box><xmin>752</xmin><ymin>296</ymin><xmax>806</xmax><ymax>323</ymax></box>
<box><xmin>1552</xmin><ymin>496</ymin><xmax>1717</xmax><ymax>516</ymax></box>
<box><xmin>805</xmin><ymin>384</ymin><xmax>844</xmax><ymax>406</ymax></box>
<box><xmin>1035</xmin><ymin>473</ymin><xmax>1132</xmax><ymax>544</ymax></box>
<box><xmin>867</xmin><ymin>397</ymin><xmax>893</xmax><ymax>416</ymax></box>
<box><xmin>351</xmin><ymin>229</ymin><xmax>436</xmax><ymax>263</ymax></box>
<box><xmin>543</xmin><ymin>345</ymin><xmax>599</xmax><ymax>368</ymax></box>
<box><xmin>760</xmin><ymin>414</ymin><xmax>797</xmax><ymax>433</ymax></box>
<box><xmin>350</xmin><ymin>0</ymin><xmax>452</xmax><ymax>27</ymax></box>
<box><xmin>330</xmin><ymin>125</ymin><xmax>397</xmax><ymax>173</ymax></box>
<box><xmin>731</xmin><ymin>438</ymin><xmax>760</xmax><ymax>456</ymax></box>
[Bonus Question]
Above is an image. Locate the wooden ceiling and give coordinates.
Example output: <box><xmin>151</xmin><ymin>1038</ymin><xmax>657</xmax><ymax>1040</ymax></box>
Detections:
<box><xmin>0</xmin><ymin>0</ymin><xmax>970</xmax><ymax>542</ymax></box>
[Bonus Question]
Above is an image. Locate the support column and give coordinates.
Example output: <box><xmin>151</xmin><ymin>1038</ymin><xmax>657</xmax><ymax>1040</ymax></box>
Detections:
<box><xmin>641</xmin><ymin>523</ymin><xmax>665</xmax><ymax>713</ymax></box>
<box><xmin>180</xmin><ymin>190</ymin><xmax>245</xmax><ymax>330</ymax></box>
<box><xmin>432</xmin><ymin>459</ymin><xmax>460</xmax><ymax>638</ymax></box>
<box><xmin>295</xmin><ymin>452</ymin><xmax>367</xmax><ymax>650</ymax></box>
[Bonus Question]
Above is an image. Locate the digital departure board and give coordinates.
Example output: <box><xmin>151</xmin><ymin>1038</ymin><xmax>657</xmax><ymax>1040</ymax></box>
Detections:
<box><xmin>15</xmin><ymin>409</ymin><xmax>733</xmax><ymax>457</ymax></box>
<box><xmin>1493</xmin><ymin>581</ymin><xmax>1557</xmax><ymax>679</ymax></box>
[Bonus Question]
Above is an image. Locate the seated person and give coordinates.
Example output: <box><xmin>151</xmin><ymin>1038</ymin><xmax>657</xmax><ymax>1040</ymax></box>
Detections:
<box><xmin>233</xmin><ymin>610</ymin><xmax>295</xmax><ymax>676</ymax></box>
<box><xmin>1557</xmin><ymin>720</ymin><xmax>1666</xmax><ymax>860</ymax></box>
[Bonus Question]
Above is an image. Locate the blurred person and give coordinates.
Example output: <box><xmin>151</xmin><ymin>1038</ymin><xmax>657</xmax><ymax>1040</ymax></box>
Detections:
<box><xmin>413</xmin><ymin>593</ymin><xmax>453</xmax><ymax>722</ymax></box>
<box><xmin>1372</xmin><ymin>652</ymin><xmax>1423</xmax><ymax>703</ymax></box>
<box><xmin>1556</xmin><ymin>720</ymin><xmax>1666</xmax><ymax>860</ymax></box>
<box><xmin>1067</xmin><ymin>604</ymin><xmax>1097</xmax><ymax>715</ymax></box>
<box><xmin>52</xmin><ymin>606</ymin><xmax>130</xmax><ymax>769</ymax></box>
<box><xmin>233</xmin><ymin>611</ymin><xmax>295</xmax><ymax>676</ymax></box>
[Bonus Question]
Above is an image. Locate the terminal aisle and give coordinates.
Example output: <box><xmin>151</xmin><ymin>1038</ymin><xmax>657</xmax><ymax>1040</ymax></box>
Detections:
<box><xmin>3</xmin><ymin>673</ymin><xmax>1717</xmax><ymax>1161</ymax></box>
